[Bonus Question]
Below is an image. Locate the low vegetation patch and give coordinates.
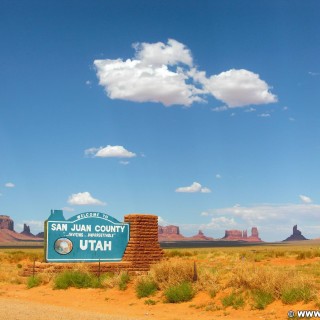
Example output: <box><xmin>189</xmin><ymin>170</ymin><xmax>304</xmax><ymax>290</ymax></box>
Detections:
<box><xmin>27</xmin><ymin>275</ymin><xmax>42</xmax><ymax>289</ymax></box>
<box><xmin>118</xmin><ymin>272</ymin><xmax>130</xmax><ymax>291</ymax></box>
<box><xmin>221</xmin><ymin>292</ymin><xmax>245</xmax><ymax>309</ymax></box>
<box><xmin>54</xmin><ymin>271</ymin><xmax>100</xmax><ymax>289</ymax></box>
<box><xmin>252</xmin><ymin>290</ymin><xmax>274</xmax><ymax>309</ymax></box>
<box><xmin>149</xmin><ymin>259</ymin><xmax>194</xmax><ymax>289</ymax></box>
<box><xmin>164</xmin><ymin>282</ymin><xmax>194</xmax><ymax>303</ymax></box>
<box><xmin>135</xmin><ymin>277</ymin><xmax>158</xmax><ymax>298</ymax></box>
<box><xmin>281</xmin><ymin>286</ymin><xmax>314</xmax><ymax>304</ymax></box>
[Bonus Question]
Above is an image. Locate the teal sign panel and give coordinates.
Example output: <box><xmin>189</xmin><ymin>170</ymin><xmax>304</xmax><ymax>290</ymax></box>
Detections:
<box><xmin>46</xmin><ymin>210</ymin><xmax>130</xmax><ymax>262</ymax></box>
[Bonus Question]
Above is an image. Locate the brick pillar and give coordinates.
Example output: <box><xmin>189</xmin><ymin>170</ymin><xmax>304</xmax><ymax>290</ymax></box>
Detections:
<box><xmin>122</xmin><ymin>214</ymin><xmax>164</xmax><ymax>271</ymax></box>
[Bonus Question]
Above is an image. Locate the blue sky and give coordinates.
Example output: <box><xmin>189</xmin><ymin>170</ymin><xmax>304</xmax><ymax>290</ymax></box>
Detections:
<box><xmin>1</xmin><ymin>0</ymin><xmax>320</xmax><ymax>241</ymax></box>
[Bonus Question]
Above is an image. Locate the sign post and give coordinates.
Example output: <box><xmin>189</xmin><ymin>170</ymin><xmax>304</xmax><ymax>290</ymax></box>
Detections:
<box><xmin>46</xmin><ymin>210</ymin><xmax>130</xmax><ymax>262</ymax></box>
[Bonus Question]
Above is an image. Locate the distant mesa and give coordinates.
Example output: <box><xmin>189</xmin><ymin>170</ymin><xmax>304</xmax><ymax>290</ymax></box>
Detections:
<box><xmin>222</xmin><ymin>227</ymin><xmax>262</xmax><ymax>242</ymax></box>
<box><xmin>0</xmin><ymin>215</ymin><xmax>14</xmax><ymax>231</ymax></box>
<box><xmin>158</xmin><ymin>225</ymin><xmax>261</xmax><ymax>242</ymax></box>
<box><xmin>283</xmin><ymin>225</ymin><xmax>308</xmax><ymax>241</ymax></box>
<box><xmin>158</xmin><ymin>225</ymin><xmax>214</xmax><ymax>241</ymax></box>
<box><xmin>0</xmin><ymin>215</ymin><xmax>43</xmax><ymax>243</ymax></box>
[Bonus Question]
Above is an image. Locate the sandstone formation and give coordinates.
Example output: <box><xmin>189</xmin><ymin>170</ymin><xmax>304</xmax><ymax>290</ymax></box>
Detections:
<box><xmin>283</xmin><ymin>225</ymin><xmax>308</xmax><ymax>241</ymax></box>
<box><xmin>36</xmin><ymin>232</ymin><xmax>44</xmax><ymax>238</ymax></box>
<box><xmin>158</xmin><ymin>225</ymin><xmax>214</xmax><ymax>241</ymax></box>
<box><xmin>158</xmin><ymin>225</ymin><xmax>185</xmax><ymax>241</ymax></box>
<box><xmin>189</xmin><ymin>230</ymin><xmax>214</xmax><ymax>241</ymax></box>
<box><xmin>0</xmin><ymin>215</ymin><xmax>14</xmax><ymax>231</ymax></box>
<box><xmin>0</xmin><ymin>215</ymin><xmax>43</xmax><ymax>243</ymax></box>
<box><xmin>222</xmin><ymin>227</ymin><xmax>262</xmax><ymax>242</ymax></box>
<box><xmin>20</xmin><ymin>224</ymin><xmax>35</xmax><ymax>237</ymax></box>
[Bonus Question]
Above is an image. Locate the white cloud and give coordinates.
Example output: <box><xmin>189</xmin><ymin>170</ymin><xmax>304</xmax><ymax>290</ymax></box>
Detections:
<box><xmin>94</xmin><ymin>39</ymin><xmax>203</xmax><ymax>107</ymax></box>
<box><xmin>85</xmin><ymin>145</ymin><xmax>136</xmax><ymax>158</ymax></box>
<box><xmin>175</xmin><ymin>181</ymin><xmax>211</xmax><ymax>193</ymax></box>
<box><xmin>200</xmin><ymin>187</ymin><xmax>211</xmax><ymax>193</ymax></box>
<box><xmin>244</xmin><ymin>107</ymin><xmax>256</xmax><ymax>113</ymax></box>
<box><xmin>258</xmin><ymin>113</ymin><xmax>271</xmax><ymax>118</ymax></box>
<box><xmin>212</xmin><ymin>105</ymin><xmax>228</xmax><ymax>112</ymax></box>
<box><xmin>204</xmin><ymin>203</ymin><xmax>320</xmax><ymax>225</ymax></box>
<box><xmin>67</xmin><ymin>192</ymin><xmax>106</xmax><ymax>206</ymax></box>
<box><xmin>299</xmin><ymin>194</ymin><xmax>312</xmax><ymax>204</ymax></box>
<box><xmin>203</xmin><ymin>69</ymin><xmax>277</xmax><ymax>108</ymax></box>
<box><xmin>119</xmin><ymin>160</ymin><xmax>130</xmax><ymax>165</ymax></box>
<box><xmin>206</xmin><ymin>217</ymin><xmax>237</xmax><ymax>228</ymax></box>
<box><xmin>289</xmin><ymin>117</ymin><xmax>295</xmax><ymax>122</ymax></box>
<box><xmin>5</xmin><ymin>182</ymin><xmax>15</xmax><ymax>188</ymax></box>
<box><xmin>158</xmin><ymin>216</ymin><xmax>169</xmax><ymax>226</ymax></box>
<box><xmin>308</xmin><ymin>71</ymin><xmax>320</xmax><ymax>76</ymax></box>
<box><xmin>94</xmin><ymin>40</ymin><xmax>277</xmax><ymax>108</ymax></box>
<box><xmin>135</xmin><ymin>39</ymin><xmax>193</xmax><ymax>67</ymax></box>
<box><xmin>215</xmin><ymin>174</ymin><xmax>222</xmax><ymax>179</ymax></box>
<box><xmin>17</xmin><ymin>220</ymin><xmax>44</xmax><ymax>233</ymax></box>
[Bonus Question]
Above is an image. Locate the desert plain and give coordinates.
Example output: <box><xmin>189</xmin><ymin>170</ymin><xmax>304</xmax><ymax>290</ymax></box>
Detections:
<box><xmin>1</xmin><ymin>241</ymin><xmax>320</xmax><ymax>320</ymax></box>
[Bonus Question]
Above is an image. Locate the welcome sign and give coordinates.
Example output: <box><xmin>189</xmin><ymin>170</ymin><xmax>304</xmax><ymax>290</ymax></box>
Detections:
<box><xmin>46</xmin><ymin>210</ymin><xmax>130</xmax><ymax>262</ymax></box>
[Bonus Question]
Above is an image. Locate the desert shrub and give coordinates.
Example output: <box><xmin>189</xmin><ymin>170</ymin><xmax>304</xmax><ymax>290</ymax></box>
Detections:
<box><xmin>54</xmin><ymin>271</ymin><xmax>100</xmax><ymax>289</ymax></box>
<box><xmin>164</xmin><ymin>282</ymin><xmax>194</xmax><ymax>303</ymax></box>
<box><xmin>229</xmin><ymin>263</ymin><xmax>285</xmax><ymax>297</ymax></box>
<box><xmin>252</xmin><ymin>290</ymin><xmax>274</xmax><ymax>309</ymax></box>
<box><xmin>144</xmin><ymin>299</ymin><xmax>157</xmax><ymax>305</ymax></box>
<box><xmin>149</xmin><ymin>259</ymin><xmax>194</xmax><ymax>289</ymax></box>
<box><xmin>195</xmin><ymin>267</ymin><xmax>220</xmax><ymax>294</ymax></box>
<box><xmin>27</xmin><ymin>275</ymin><xmax>42</xmax><ymax>288</ymax></box>
<box><xmin>5</xmin><ymin>250</ymin><xmax>43</xmax><ymax>263</ymax></box>
<box><xmin>135</xmin><ymin>277</ymin><xmax>158</xmax><ymax>298</ymax></box>
<box><xmin>164</xmin><ymin>250</ymin><xmax>193</xmax><ymax>258</ymax></box>
<box><xmin>281</xmin><ymin>286</ymin><xmax>314</xmax><ymax>304</ymax></box>
<box><xmin>221</xmin><ymin>292</ymin><xmax>245</xmax><ymax>309</ymax></box>
<box><xmin>118</xmin><ymin>272</ymin><xmax>130</xmax><ymax>291</ymax></box>
<box><xmin>296</xmin><ymin>251</ymin><xmax>313</xmax><ymax>260</ymax></box>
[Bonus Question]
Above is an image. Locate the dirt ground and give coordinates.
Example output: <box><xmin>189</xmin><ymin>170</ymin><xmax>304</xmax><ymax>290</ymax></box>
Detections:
<box><xmin>0</xmin><ymin>282</ymin><xmax>316</xmax><ymax>320</ymax></box>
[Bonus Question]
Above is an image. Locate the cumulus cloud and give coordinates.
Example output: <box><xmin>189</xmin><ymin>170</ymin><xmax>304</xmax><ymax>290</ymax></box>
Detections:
<box><xmin>299</xmin><ymin>194</ymin><xmax>312</xmax><ymax>204</ymax></box>
<box><xmin>258</xmin><ymin>113</ymin><xmax>271</xmax><ymax>118</ymax></box>
<box><xmin>5</xmin><ymin>182</ymin><xmax>15</xmax><ymax>188</ymax></box>
<box><xmin>94</xmin><ymin>39</ymin><xmax>277</xmax><ymax>108</ymax></box>
<box><xmin>203</xmin><ymin>69</ymin><xmax>277</xmax><ymax>108</ymax></box>
<box><xmin>85</xmin><ymin>145</ymin><xmax>136</xmax><ymax>158</ymax></box>
<box><xmin>68</xmin><ymin>192</ymin><xmax>106</xmax><ymax>206</ymax></box>
<box><xmin>175</xmin><ymin>181</ymin><xmax>211</xmax><ymax>193</ymax></box>
<box><xmin>204</xmin><ymin>203</ymin><xmax>320</xmax><ymax>225</ymax></box>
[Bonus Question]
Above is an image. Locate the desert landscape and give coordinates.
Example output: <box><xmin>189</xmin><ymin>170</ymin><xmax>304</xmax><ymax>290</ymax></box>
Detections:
<box><xmin>1</xmin><ymin>241</ymin><xmax>320</xmax><ymax>320</ymax></box>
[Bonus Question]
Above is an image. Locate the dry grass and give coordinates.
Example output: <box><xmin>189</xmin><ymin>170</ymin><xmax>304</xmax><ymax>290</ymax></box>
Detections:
<box><xmin>1</xmin><ymin>243</ymin><xmax>320</xmax><ymax>308</ymax></box>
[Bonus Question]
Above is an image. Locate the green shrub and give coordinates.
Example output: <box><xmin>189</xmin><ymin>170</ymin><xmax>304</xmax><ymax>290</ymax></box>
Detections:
<box><xmin>54</xmin><ymin>271</ymin><xmax>100</xmax><ymax>289</ymax></box>
<box><xmin>252</xmin><ymin>290</ymin><xmax>274</xmax><ymax>309</ymax></box>
<box><xmin>144</xmin><ymin>299</ymin><xmax>157</xmax><ymax>305</ymax></box>
<box><xmin>118</xmin><ymin>272</ymin><xmax>130</xmax><ymax>291</ymax></box>
<box><xmin>281</xmin><ymin>286</ymin><xmax>313</xmax><ymax>304</ymax></box>
<box><xmin>136</xmin><ymin>278</ymin><xmax>158</xmax><ymax>298</ymax></box>
<box><xmin>27</xmin><ymin>275</ymin><xmax>41</xmax><ymax>288</ymax></box>
<box><xmin>164</xmin><ymin>282</ymin><xmax>194</xmax><ymax>303</ymax></box>
<box><xmin>221</xmin><ymin>292</ymin><xmax>245</xmax><ymax>309</ymax></box>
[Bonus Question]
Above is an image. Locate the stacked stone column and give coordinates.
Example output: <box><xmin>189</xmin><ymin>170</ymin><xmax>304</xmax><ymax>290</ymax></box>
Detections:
<box><xmin>122</xmin><ymin>214</ymin><xmax>164</xmax><ymax>271</ymax></box>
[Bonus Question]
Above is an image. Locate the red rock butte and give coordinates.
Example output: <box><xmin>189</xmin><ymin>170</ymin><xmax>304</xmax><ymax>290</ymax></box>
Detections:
<box><xmin>158</xmin><ymin>225</ymin><xmax>262</xmax><ymax>242</ymax></box>
<box><xmin>0</xmin><ymin>215</ymin><xmax>43</xmax><ymax>243</ymax></box>
<box><xmin>222</xmin><ymin>227</ymin><xmax>262</xmax><ymax>242</ymax></box>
